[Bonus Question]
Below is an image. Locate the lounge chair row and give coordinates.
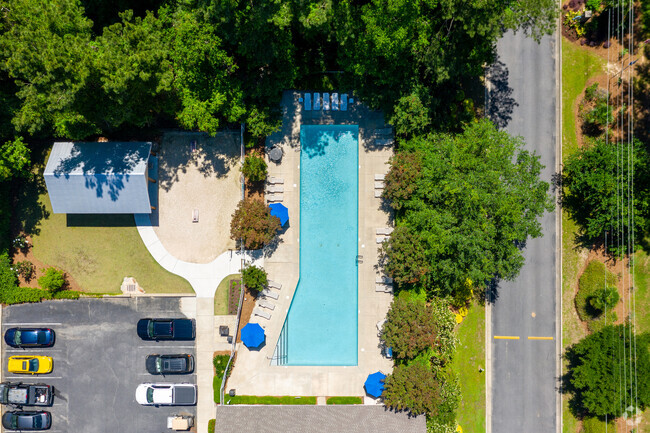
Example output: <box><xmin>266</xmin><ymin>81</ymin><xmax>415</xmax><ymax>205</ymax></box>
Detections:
<box><xmin>300</xmin><ymin>93</ymin><xmax>353</xmax><ymax>111</ymax></box>
<box><xmin>252</xmin><ymin>280</ymin><xmax>284</xmax><ymax>320</ymax></box>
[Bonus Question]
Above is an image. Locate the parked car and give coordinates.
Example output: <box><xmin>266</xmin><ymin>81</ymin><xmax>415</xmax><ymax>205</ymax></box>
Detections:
<box><xmin>135</xmin><ymin>383</ymin><xmax>197</xmax><ymax>406</ymax></box>
<box><xmin>2</xmin><ymin>410</ymin><xmax>51</xmax><ymax>431</ymax></box>
<box><xmin>7</xmin><ymin>356</ymin><xmax>53</xmax><ymax>375</ymax></box>
<box><xmin>137</xmin><ymin>318</ymin><xmax>195</xmax><ymax>341</ymax></box>
<box><xmin>0</xmin><ymin>382</ymin><xmax>53</xmax><ymax>406</ymax></box>
<box><xmin>145</xmin><ymin>354</ymin><xmax>194</xmax><ymax>375</ymax></box>
<box><xmin>4</xmin><ymin>329</ymin><xmax>54</xmax><ymax>348</ymax></box>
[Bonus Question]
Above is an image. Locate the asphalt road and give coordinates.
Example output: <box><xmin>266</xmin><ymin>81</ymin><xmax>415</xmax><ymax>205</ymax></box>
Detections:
<box><xmin>487</xmin><ymin>30</ymin><xmax>560</xmax><ymax>433</ymax></box>
<box><xmin>2</xmin><ymin>297</ymin><xmax>196</xmax><ymax>433</ymax></box>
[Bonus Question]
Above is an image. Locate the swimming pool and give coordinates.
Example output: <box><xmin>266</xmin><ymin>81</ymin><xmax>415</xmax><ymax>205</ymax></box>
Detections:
<box><xmin>277</xmin><ymin>124</ymin><xmax>359</xmax><ymax>366</ymax></box>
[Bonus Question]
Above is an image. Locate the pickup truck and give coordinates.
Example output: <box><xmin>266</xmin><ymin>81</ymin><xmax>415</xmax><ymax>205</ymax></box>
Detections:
<box><xmin>135</xmin><ymin>383</ymin><xmax>197</xmax><ymax>406</ymax></box>
<box><xmin>137</xmin><ymin>318</ymin><xmax>195</xmax><ymax>341</ymax></box>
<box><xmin>0</xmin><ymin>383</ymin><xmax>53</xmax><ymax>406</ymax></box>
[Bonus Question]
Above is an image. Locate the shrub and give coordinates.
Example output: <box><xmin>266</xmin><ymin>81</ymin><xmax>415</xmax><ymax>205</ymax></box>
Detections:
<box><xmin>38</xmin><ymin>267</ymin><xmax>65</xmax><ymax>292</ymax></box>
<box><xmin>242</xmin><ymin>265</ymin><xmax>267</xmax><ymax>293</ymax></box>
<box><xmin>383</xmin><ymin>152</ymin><xmax>422</xmax><ymax>209</ymax></box>
<box><xmin>0</xmin><ymin>253</ymin><xmax>18</xmax><ymax>292</ymax></box>
<box><xmin>582</xmin><ymin>416</ymin><xmax>615</xmax><ymax>433</ymax></box>
<box><xmin>208</xmin><ymin>419</ymin><xmax>215</xmax><ymax>433</ymax></box>
<box><xmin>213</xmin><ymin>354</ymin><xmax>232</xmax><ymax>403</ymax></box>
<box><xmin>575</xmin><ymin>260</ymin><xmax>617</xmax><ymax>322</ymax></box>
<box><xmin>584</xmin><ymin>83</ymin><xmax>601</xmax><ymax>102</ymax></box>
<box><xmin>15</xmin><ymin>260</ymin><xmax>34</xmax><ymax>281</ymax></box>
<box><xmin>589</xmin><ymin>287</ymin><xmax>619</xmax><ymax>312</ymax></box>
<box><xmin>51</xmin><ymin>290</ymin><xmax>81</xmax><ymax>300</ymax></box>
<box><xmin>391</xmin><ymin>92</ymin><xmax>430</xmax><ymax>138</ymax></box>
<box><xmin>1</xmin><ymin>287</ymin><xmax>50</xmax><ymax>305</ymax></box>
<box><xmin>12</xmin><ymin>234</ymin><xmax>28</xmax><ymax>250</ymax></box>
<box><xmin>383</xmin><ymin>361</ymin><xmax>445</xmax><ymax>416</ymax></box>
<box><xmin>241</xmin><ymin>154</ymin><xmax>267</xmax><ymax>182</ymax></box>
<box><xmin>230</xmin><ymin>199</ymin><xmax>281</xmax><ymax>249</ymax></box>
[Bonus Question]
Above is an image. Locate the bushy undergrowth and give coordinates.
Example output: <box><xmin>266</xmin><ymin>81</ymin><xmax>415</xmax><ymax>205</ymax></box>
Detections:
<box><xmin>575</xmin><ymin>260</ymin><xmax>618</xmax><ymax>332</ymax></box>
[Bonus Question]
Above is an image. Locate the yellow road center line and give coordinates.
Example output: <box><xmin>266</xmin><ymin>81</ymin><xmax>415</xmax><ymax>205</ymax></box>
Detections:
<box><xmin>528</xmin><ymin>336</ymin><xmax>554</xmax><ymax>340</ymax></box>
<box><xmin>494</xmin><ymin>336</ymin><xmax>520</xmax><ymax>340</ymax></box>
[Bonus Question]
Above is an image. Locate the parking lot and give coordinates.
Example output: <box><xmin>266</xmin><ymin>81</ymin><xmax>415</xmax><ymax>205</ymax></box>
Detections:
<box><xmin>2</xmin><ymin>297</ymin><xmax>197</xmax><ymax>433</ymax></box>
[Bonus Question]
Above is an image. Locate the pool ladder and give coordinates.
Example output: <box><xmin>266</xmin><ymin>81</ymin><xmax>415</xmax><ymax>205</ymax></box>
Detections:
<box><xmin>356</xmin><ymin>255</ymin><xmax>363</xmax><ymax>264</ymax></box>
<box><xmin>271</xmin><ymin>320</ymin><xmax>289</xmax><ymax>366</ymax></box>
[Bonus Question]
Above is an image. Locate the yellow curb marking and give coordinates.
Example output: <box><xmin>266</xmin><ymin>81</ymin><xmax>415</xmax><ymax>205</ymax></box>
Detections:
<box><xmin>528</xmin><ymin>336</ymin><xmax>554</xmax><ymax>340</ymax></box>
<box><xmin>494</xmin><ymin>336</ymin><xmax>520</xmax><ymax>340</ymax></box>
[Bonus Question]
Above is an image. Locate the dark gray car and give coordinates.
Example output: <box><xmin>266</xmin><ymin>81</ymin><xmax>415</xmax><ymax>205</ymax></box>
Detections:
<box><xmin>145</xmin><ymin>354</ymin><xmax>194</xmax><ymax>375</ymax></box>
<box><xmin>2</xmin><ymin>410</ymin><xmax>51</xmax><ymax>430</ymax></box>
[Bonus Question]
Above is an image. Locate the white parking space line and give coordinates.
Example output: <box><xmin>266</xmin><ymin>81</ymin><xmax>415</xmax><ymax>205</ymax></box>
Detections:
<box><xmin>3</xmin><ymin>376</ymin><xmax>63</xmax><ymax>380</ymax></box>
<box><xmin>3</xmin><ymin>323</ymin><xmax>62</xmax><ymax>326</ymax></box>
<box><xmin>137</xmin><ymin>345</ymin><xmax>195</xmax><ymax>349</ymax></box>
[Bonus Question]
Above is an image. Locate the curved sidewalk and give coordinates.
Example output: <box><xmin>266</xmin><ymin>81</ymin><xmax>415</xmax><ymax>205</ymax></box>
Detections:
<box><xmin>134</xmin><ymin>214</ymin><xmax>262</xmax><ymax>298</ymax></box>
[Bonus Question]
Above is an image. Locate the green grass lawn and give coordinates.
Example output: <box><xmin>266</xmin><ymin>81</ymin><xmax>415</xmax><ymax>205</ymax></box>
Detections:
<box><xmin>28</xmin><ymin>193</ymin><xmax>193</xmax><ymax>294</ymax></box>
<box><xmin>326</xmin><ymin>397</ymin><xmax>363</xmax><ymax>405</ymax></box>
<box><xmin>452</xmin><ymin>300</ymin><xmax>485</xmax><ymax>432</ymax></box>
<box><xmin>561</xmin><ymin>38</ymin><xmax>606</xmax><ymax>160</ymax></box>
<box><xmin>214</xmin><ymin>274</ymin><xmax>240</xmax><ymax>315</ymax></box>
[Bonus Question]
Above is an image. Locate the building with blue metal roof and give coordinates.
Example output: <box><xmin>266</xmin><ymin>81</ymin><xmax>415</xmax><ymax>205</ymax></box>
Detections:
<box><xmin>44</xmin><ymin>142</ymin><xmax>153</xmax><ymax>214</ymax></box>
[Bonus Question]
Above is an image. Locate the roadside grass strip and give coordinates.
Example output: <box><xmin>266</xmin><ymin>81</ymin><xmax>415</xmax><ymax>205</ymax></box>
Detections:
<box><xmin>326</xmin><ymin>397</ymin><xmax>363</xmax><ymax>405</ymax></box>
<box><xmin>224</xmin><ymin>396</ymin><xmax>317</xmax><ymax>405</ymax></box>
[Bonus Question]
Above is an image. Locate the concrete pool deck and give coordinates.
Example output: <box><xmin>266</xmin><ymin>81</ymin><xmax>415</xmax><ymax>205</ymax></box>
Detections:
<box><xmin>227</xmin><ymin>91</ymin><xmax>394</xmax><ymax>398</ymax></box>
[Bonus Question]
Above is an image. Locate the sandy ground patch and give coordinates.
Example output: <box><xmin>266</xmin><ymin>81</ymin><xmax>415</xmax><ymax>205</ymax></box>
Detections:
<box><xmin>154</xmin><ymin>131</ymin><xmax>241</xmax><ymax>263</ymax></box>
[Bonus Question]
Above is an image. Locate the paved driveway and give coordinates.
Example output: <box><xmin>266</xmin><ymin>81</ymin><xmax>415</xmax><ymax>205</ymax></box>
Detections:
<box><xmin>2</xmin><ymin>297</ymin><xmax>196</xmax><ymax>433</ymax></box>
<box><xmin>487</xmin><ymin>30</ymin><xmax>560</xmax><ymax>433</ymax></box>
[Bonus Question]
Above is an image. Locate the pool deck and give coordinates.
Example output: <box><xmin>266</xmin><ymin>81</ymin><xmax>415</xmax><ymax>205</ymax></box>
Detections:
<box><xmin>227</xmin><ymin>91</ymin><xmax>394</xmax><ymax>398</ymax></box>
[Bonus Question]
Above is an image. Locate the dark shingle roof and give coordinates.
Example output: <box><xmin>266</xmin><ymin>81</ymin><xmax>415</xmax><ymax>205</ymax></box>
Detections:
<box><xmin>214</xmin><ymin>405</ymin><xmax>426</xmax><ymax>433</ymax></box>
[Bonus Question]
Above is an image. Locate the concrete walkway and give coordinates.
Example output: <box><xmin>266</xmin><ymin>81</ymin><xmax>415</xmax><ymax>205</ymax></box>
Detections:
<box><xmin>134</xmin><ymin>213</ymin><xmax>262</xmax><ymax>433</ymax></box>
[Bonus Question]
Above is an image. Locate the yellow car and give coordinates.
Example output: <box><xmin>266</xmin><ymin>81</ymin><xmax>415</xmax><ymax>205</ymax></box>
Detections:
<box><xmin>7</xmin><ymin>356</ymin><xmax>53</xmax><ymax>374</ymax></box>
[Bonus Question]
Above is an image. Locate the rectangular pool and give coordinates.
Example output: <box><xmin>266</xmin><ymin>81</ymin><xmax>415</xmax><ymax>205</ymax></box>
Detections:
<box><xmin>278</xmin><ymin>124</ymin><xmax>359</xmax><ymax>366</ymax></box>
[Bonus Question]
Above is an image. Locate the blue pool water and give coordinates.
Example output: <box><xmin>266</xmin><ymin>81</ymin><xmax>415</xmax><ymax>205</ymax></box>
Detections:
<box><xmin>280</xmin><ymin>124</ymin><xmax>359</xmax><ymax>366</ymax></box>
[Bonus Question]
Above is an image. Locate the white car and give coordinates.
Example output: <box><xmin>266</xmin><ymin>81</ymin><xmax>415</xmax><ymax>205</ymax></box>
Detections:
<box><xmin>135</xmin><ymin>383</ymin><xmax>197</xmax><ymax>406</ymax></box>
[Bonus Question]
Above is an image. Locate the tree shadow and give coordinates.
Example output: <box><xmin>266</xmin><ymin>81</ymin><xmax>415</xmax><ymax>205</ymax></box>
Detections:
<box><xmin>485</xmin><ymin>277</ymin><xmax>500</xmax><ymax>304</ymax></box>
<box><xmin>157</xmin><ymin>132</ymin><xmax>240</xmax><ymax>192</ymax></box>
<box><xmin>12</xmin><ymin>173</ymin><xmax>50</xmax><ymax>237</ymax></box>
<box><xmin>486</xmin><ymin>56</ymin><xmax>518</xmax><ymax>129</ymax></box>
<box><xmin>50</xmin><ymin>142</ymin><xmax>150</xmax><ymax>202</ymax></box>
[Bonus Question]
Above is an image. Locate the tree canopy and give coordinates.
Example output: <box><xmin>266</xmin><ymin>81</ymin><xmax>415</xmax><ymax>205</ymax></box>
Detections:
<box><xmin>382</xmin><ymin>119</ymin><xmax>553</xmax><ymax>297</ymax></box>
<box><xmin>565</xmin><ymin>325</ymin><xmax>650</xmax><ymax>418</ymax></box>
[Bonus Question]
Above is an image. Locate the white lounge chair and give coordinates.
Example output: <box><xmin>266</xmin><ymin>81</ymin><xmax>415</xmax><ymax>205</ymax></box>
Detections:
<box><xmin>268</xmin><ymin>280</ymin><xmax>282</xmax><ymax>290</ymax></box>
<box><xmin>314</xmin><ymin>93</ymin><xmax>322</xmax><ymax>110</ymax></box>
<box><xmin>374</xmin><ymin>174</ymin><xmax>385</xmax><ymax>181</ymax></box>
<box><xmin>192</xmin><ymin>209</ymin><xmax>199</xmax><ymax>223</ymax></box>
<box><xmin>266</xmin><ymin>193</ymin><xmax>284</xmax><ymax>203</ymax></box>
<box><xmin>253</xmin><ymin>308</ymin><xmax>271</xmax><ymax>320</ymax></box>
<box><xmin>268</xmin><ymin>177</ymin><xmax>284</xmax><ymax>184</ymax></box>
<box><xmin>258</xmin><ymin>300</ymin><xmax>275</xmax><ymax>310</ymax></box>
<box><xmin>304</xmin><ymin>93</ymin><xmax>312</xmax><ymax>111</ymax></box>
<box><xmin>376</xmin><ymin>228</ymin><xmax>394</xmax><ymax>236</ymax></box>
<box><xmin>341</xmin><ymin>94</ymin><xmax>348</xmax><ymax>111</ymax></box>
<box><xmin>375</xmin><ymin>138</ymin><xmax>394</xmax><ymax>146</ymax></box>
<box><xmin>375</xmin><ymin>285</ymin><xmax>393</xmax><ymax>293</ymax></box>
<box><xmin>376</xmin><ymin>276</ymin><xmax>394</xmax><ymax>284</ymax></box>
<box><xmin>376</xmin><ymin>319</ymin><xmax>386</xmax><ymax>336</ymax></box>
<box><xmin>262</xmin><ymin>289</ymin><xmax>279</xmax><ymax>300</ymax></box>
<box><xmin>266</xmin><ymin>185</ymin><xmax>284</xmax><ymax>193</ymax></box>
<box><xmin>375</xmin><ymin>127</ymin><xmax>393</xmax><ymax>135</ymax></box>
<box><xmin>374</xmin><ymin>181</ymin><xmax>384</xmax><ymax>189</ymax></box>
<box><xmin>376</xmin><ymin>236</ymin><xmax>388</xmax><ymax>244</ymax></box>
<box><xmin>331</xmin><ymin>93</ymin><xmax>339</xmax><ymax>110</ymax></box>
<box><xmin>323</xmin><ymin>93</ymin><xmax>330</xmax><ymax>110</ymax></box>
<box><xmin>374</xmin><ymin>190</ymin><xmax>383</xmax><ymax>198</ymax></box>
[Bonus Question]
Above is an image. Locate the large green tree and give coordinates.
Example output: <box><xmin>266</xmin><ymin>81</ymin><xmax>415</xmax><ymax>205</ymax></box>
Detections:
<box><xmin>562</xmin><ymin>138</ymin><xmax>650</xmax><ymax>253</ymax></box>
<box><xmin>566</xmin><ymin>325</ymin><xmax>650</xmax><ymax>418</ymax></box>
<box><xmin>382</xmin><ymin>120</ymin><xmax>553</xmax><ymax>297</ymax></box>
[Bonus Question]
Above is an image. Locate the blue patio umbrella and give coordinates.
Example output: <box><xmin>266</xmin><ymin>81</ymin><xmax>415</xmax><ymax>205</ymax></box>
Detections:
<box><xmin>269</xmin><ymin>203</ymin><xmax>289</xmax><ymax>226</ymax></box>
<box><xmin>241</xmin><ymin>323</ymin><xmax>265</xmax><ymax>349</ymax></box>
<box><xmin>364</xmin><ymin>371</ymin><xmax>387</xmax><ymax>398</ymax></box>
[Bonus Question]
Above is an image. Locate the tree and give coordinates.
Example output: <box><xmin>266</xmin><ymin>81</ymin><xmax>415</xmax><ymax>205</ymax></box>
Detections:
<box><xmin>242</xmin><ymin>264</ymin><xmax>267</xmax><ymax>293</ymax></box>
<box><xmin>38</xmin><ymin>267</ymin><xmax>65</xmax><ymax>292</ymax></box>
<box><xmin>383</xmin><ymin>361</ymin><xmax>442</xmax><ymax>416</ymax></box>
<box><xmin>562</xmin><ymin>138</ymin><xmax>650</xmax><ymax>253</ymax></box>
<box><xmin>0</xmin><ymin>0</ymin><xmax>97</xmax><ymax>139</ymax></box>
<box><xmin>382</xmin><ymin>152</ymin><xmax>422</xmax><ymax>210</ymax></box>
<box><xmin>241</xmin><ymin>154</ymin><xmax>267</xmax><ymax>182</ymax></box>
<box><xmin>589</xmin><ymin>287</ymin><xmax>619</xmax><ymax>312</ymax></box>
<box><xmin>230</xmin><ymin>199</ymin><xmax>280</xmax><ymax>249</ymax></box>
<box><xmin>381</xmin><ymin>296</ymin><xmax>456</xmax><ymax>363</ymax></box>
<box><xmin>390</xmin><ymin>92</ymin><xmax>430</xmax><ymax>139</ymax></box>
<box><xmin>382</xmin><ymin>120</ymin><xmax>553</xmax><ymax>297</ymax></box>
<box><xmin>565</xmin><ymin>325</ymin><xmax>650</xmax><ymax>418</ymax></box>
<box><xmin>0</xmin><ymin>137</ymin><xmax>30</xmax><ymax>181</ymax></box>
<box><xmin>168</xmin><ymin>9</ymin><xmax>245</xmax><ymax>135</ymax></box>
